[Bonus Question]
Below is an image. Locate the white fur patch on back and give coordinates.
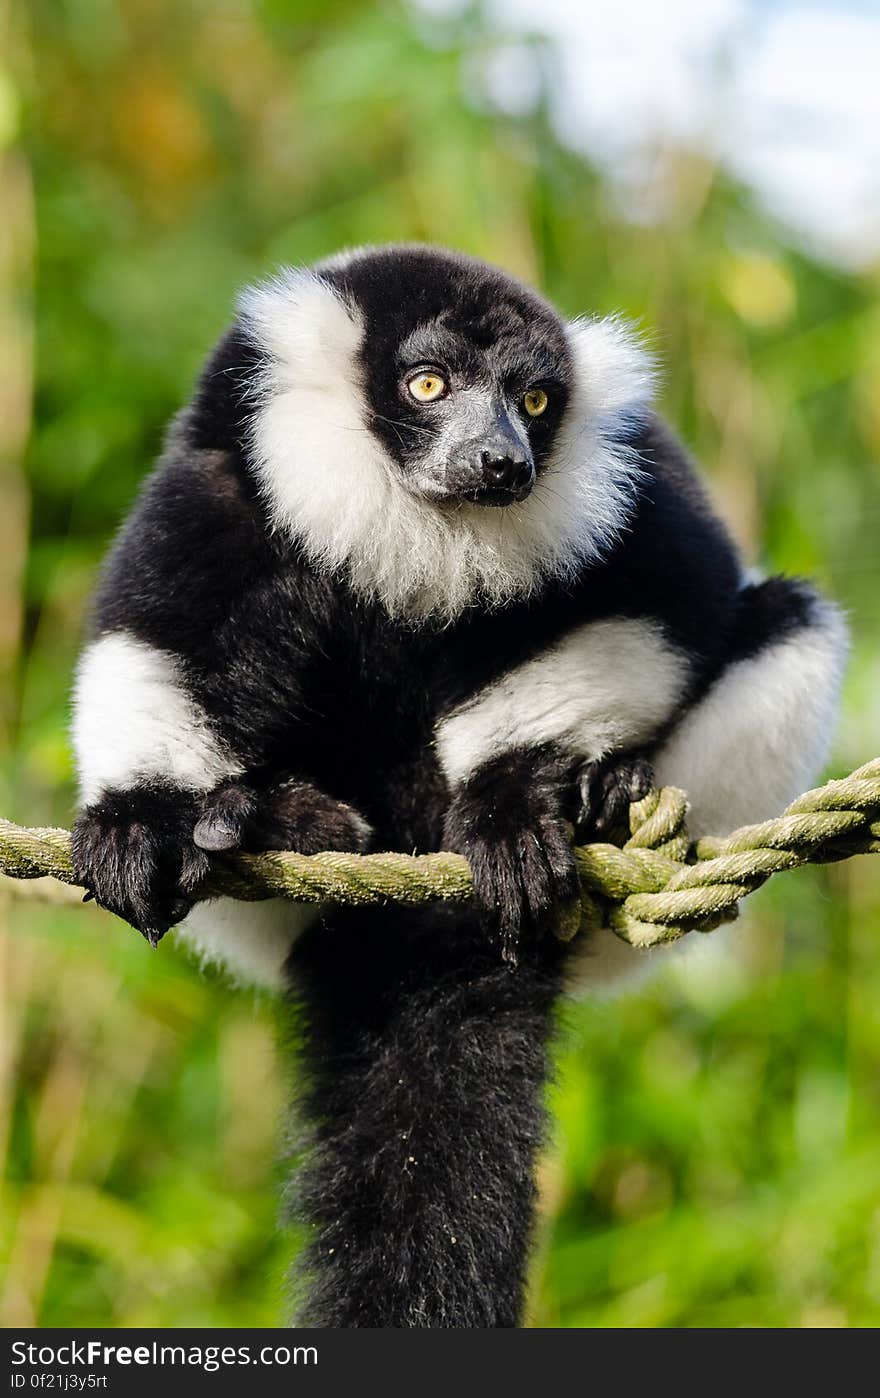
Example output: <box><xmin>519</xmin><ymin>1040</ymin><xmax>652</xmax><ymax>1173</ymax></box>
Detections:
<box><xmin>240</xmin><ymin>268</ymin><xmax>654</xmax><ymax>620</ymax></box>
<box><xmin>654</xmin><ymin>603</ymin><xmax>848</xmax><ymax>837</ymax></box>
<box><xmin>176</xmin><ymin>897</ymin><xmax>315</xmax><ymax>989</ymax></box>
<box><xmin>436</xmin><ymin>617</ymin><xmax>689</xmax><ymax>784</ymax></box>
<box><xmin>72</xmin><ymin>631</ymin><xmax>241</xmax><ymax>804</ymax></box>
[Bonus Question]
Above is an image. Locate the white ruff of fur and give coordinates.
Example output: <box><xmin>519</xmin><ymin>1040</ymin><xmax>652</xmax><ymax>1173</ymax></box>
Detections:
<box><xmin>240</xmin><ymin>269</ymin><xmax>656</xmax><ymax>620</ymax></box>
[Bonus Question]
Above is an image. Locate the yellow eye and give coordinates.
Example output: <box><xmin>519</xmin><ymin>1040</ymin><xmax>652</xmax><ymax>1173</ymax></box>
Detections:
<box><xmin>523</xmin><ymin>387</ymin><xmax>549</xmax><ymax>417</ymax></box>
<box><xmin>407</xmin><ymin>371</ymin><xmax>447</xmax><ymax>403</ymax></box>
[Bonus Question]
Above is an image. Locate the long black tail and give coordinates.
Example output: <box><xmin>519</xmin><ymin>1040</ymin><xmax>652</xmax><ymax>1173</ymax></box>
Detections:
<box><xmin>286</xmin><ymin>902</ymin><xmax>566</xmax><ymax>1328</ymax></box>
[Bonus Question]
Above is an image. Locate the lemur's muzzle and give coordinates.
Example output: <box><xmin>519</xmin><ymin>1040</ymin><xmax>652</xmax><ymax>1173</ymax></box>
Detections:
<box><xmin>474</xmin><ymin>450</ymin><xmax>535</xmax><ymax>505</ymax></box>
<box><xmin>453</xmin><ymin>411</ymin><xmax>535</xmax><ymax>506</ymax></box>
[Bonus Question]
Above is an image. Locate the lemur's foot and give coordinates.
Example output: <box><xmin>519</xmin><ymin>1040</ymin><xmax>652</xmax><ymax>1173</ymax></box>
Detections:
<box><xmin>442</xmin><ymin>750</ymin><xmax>580</xmax><ymax>966</ymax></box>
<box><xmin>575</xmin><ymin>751</ymin><xmax>654</xmax><ymax>845</ymax></box>
<box><xmin>72</xmin><ymin>786</ymin><xmax>209</xmax><ymax>945</ymax></box>
<box><xmin>193</xmin><ymin>777</ymin><xmax>373</xmax><ymax>856</ymax></box>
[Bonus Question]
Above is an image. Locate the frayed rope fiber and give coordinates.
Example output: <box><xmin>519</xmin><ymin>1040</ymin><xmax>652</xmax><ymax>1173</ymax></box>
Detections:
<box><xmin>0</xmin><ymin>759</ymin><xmax>878</xmax><ymax>949</ymax></box>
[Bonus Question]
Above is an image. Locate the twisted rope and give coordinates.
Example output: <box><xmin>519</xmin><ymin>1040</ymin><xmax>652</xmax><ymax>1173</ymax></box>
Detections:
<box><xmin>0</xmin><ymin>759</ymin><xmax>877</xmax><ymax>949</ymax></box>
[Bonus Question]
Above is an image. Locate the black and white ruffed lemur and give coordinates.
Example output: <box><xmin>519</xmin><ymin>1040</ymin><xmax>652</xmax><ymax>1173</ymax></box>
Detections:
<box><xmin>70</xmin><ymin>245</ymin><xmax>847</xmax><ymax>1328</ymax></box>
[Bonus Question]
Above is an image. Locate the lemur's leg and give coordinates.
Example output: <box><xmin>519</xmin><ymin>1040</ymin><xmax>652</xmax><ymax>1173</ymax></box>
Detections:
<box><xmin>437</xmin><ymin>617</ymin><xmax>692</xmax><ymax>962</ymax></box>
<box><xmin>71</xmin><ymin>631</ymin><xmax>368</xmax><ymax>968</ymax></box>
<box><xmin>571</xmin><ymin>578</ymin><xmax>847</xmax><ymax>993</ymax></box>
<box><xmin>653</xmin><ymin>577</ymin><xmax>847</xmax><ymax>838</ymax></box>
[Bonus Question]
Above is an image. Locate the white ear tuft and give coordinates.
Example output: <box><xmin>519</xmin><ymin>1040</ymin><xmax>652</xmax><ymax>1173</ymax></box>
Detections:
<box><xmin>566</xmin><ymin>316</ymin><xmax>657</xmax><ymax>427</ymax></box>
<box><xmin>238</xmin><ymin>268</ymin><xmax>361</xmax><ymax>391</ymax></box>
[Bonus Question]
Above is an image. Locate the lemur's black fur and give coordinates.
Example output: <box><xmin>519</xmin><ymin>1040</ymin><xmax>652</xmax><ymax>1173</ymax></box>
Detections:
<box><xmin>71</xmin><ymin>245</ymin><xmax>843</xmax><ymax>1327</ymax></box>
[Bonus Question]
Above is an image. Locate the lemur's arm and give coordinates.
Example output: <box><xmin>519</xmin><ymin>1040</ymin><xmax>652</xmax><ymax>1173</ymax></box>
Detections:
<box><xmin>71</xmin><ymin>425</ymin><xmax>369</xmax><ymax>942</ymax></box>
<box><xmin>437</xmin><ymin>615</ymin><xmax>689</xmax><ymax>961</ymax></box>
<box><xmin>437</xmin><ymin>614</ymin><xmax>694</xmax><ymax>963</ymax></box>
<box><xmin>437</xmin><ymin>419</ymin><xmax>847</xmax><ymax>963</ymax></box>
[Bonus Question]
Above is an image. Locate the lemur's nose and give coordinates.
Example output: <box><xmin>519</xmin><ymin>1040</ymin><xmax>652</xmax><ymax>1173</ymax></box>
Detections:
<box><xmin>480</xmin><ymin>452</ymin><xmax>533</xmax><ymax>493</ymax></box>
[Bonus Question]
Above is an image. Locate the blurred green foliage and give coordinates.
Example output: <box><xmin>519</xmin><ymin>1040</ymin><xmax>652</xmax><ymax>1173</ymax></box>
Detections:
<box><xmin>1</xmin><ymin>0</ymin><xmax>879</xmax><ymax>1328</ymax></box>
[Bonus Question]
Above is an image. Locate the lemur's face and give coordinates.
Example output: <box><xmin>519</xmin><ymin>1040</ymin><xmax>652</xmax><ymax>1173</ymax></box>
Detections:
<box><xmin>239</xmin><ymin>244</ymin><xmax>654</xmax><ymax>619</ymax></box>
<box><xmin>319</xmin><ymin>248</ymin><xmax>573</xmax><ymax>507</ymax></box>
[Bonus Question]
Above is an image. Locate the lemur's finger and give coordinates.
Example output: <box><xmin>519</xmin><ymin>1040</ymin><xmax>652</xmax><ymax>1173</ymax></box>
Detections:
<box><xmin>193</xmin><ymin>782</ymin><xmax>258</xmax><ymax>851</ymax></box>
<box><xmin>193</xmin><ymin>812</ymin><xmax>240</xmax><ymax>851</ymax></box>
<box><xmin>576</xmin><ymin>753</ymin><xmax>655</xmax><ymax>840</ymax></box>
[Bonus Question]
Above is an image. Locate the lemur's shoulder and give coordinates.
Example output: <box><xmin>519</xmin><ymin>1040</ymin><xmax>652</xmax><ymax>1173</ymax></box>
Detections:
<box><xmin>91</xmin><ymin>427</ymin><xmax>267</xmax><ymax>643</ymax></box>
<box><xmin>102</xmin><ymin>320</ymin><xmax>270</xmax><ymax>585</ymax></box>
<box><xmin>597</xmin><ymin>411</ymin><xmax>745</xmax><ymax>654</ymax></box>
<box><xmin>628</xmin><ymin>413</ymin><xmax>734</xmax><ymax>538</ymax></box>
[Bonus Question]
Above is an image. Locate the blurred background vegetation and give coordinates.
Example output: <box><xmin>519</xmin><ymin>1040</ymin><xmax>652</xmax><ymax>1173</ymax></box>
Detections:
<box><xmin>1</xmin><ymin>0</ymin><xmax>879</xmax><ymax>1328</ymax></box>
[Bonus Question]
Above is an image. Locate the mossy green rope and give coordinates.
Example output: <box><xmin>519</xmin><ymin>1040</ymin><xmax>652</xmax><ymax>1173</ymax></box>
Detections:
<box><xmin>0</xmin><ymin>758</ymin><xmax>878</xmax><ymax>949</ymax></box>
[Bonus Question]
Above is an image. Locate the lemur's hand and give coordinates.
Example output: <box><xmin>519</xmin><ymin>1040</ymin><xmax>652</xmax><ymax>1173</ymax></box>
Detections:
<box><xmin>574</xmin><ymin>750</ymin><xmax>654</xmax><ymax>845</ymax></box>
<box><xmin>72</xmin><ymin>786</ymin><xmax>209</xmax><ymax>946</ymax></box>
<box><xmin>192</xmin><ymin>777</ymin><xmax>373</xmax><ymax>856</ymax></box>
<box><xmin>442</xmin><ymin>750</ymin><xmax>580</xmax><ymax>965</ymax></box>
<box><xmin>73</xmin><ymin>778</ymin><xmax>373</xmax><ymax>945</ymax></box>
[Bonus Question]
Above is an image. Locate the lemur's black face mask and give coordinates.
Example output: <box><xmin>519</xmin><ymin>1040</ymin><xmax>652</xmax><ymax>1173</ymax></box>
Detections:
<box><xmin>387</xmin><ymin>328</ymin><xmax>541</xmax><ymax>507</ymax></box>
<box><xmin>319</xmin><ymin>249</ymin><xmax>573</xmax><ymax>507</ymax></box>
